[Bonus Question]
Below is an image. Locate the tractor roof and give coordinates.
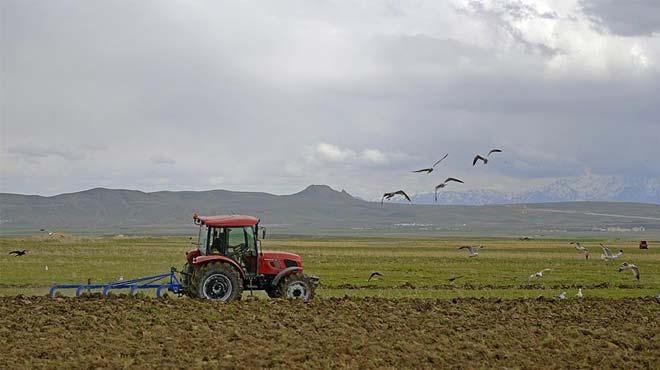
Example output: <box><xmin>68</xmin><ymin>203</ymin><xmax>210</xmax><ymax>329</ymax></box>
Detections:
<box><xmin>194</xmin><ymin>214</ymin><xmax>259</xmax><ymax>227</ymax></box>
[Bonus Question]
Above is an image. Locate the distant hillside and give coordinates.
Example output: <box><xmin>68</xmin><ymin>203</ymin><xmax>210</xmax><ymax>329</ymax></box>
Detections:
<box><xmin>1</xmin><ymin>185</ymin><xmax>660</xmax><ymax>236</ymax></box>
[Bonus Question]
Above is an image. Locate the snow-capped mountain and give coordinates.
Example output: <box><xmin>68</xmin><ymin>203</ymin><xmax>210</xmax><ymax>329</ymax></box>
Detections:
<box><xmin>412</xmin><ymin>175</ymin><xmax>660</xmax><ymax>205</ymax></box>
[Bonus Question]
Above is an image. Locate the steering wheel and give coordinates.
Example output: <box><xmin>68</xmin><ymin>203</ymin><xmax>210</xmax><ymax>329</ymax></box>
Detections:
<box><xmin>235</xmin><ymin>243</ymin><xmax>250</xmax><ymax>255</ymax></box>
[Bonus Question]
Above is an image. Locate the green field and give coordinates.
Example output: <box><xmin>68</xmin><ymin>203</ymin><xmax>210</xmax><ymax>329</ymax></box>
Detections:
<box><xmin>1</xmin><ymin>235</ymin><xmax>658</xmax><ymax>299</ymax></box>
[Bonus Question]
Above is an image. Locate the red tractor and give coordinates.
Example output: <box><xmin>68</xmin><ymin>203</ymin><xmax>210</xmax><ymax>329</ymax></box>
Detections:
<box><xmin>181</xmin><ymin>214</ymin><xmax>318</xmax><ymax>301</ymax></box>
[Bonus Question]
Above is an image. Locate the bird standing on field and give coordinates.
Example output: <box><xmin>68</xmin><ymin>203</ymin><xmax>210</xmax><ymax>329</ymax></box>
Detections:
<box><xmin>473</xmin><ymin>149</ymin><xmax>502</xmax><ymax>166</ymax></box>
<box><xmin>556</xmin><ymin>292</ymin><xmax>566</xmax><ymax>300</ymax></box>
<box><xmin>576</xmin><ymin>288</ymin><xmax>583</xmax><ymax>299</ymax></box>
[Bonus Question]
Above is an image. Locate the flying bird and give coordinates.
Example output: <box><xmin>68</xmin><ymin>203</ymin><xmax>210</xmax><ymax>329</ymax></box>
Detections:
<box><xmin>600</xmin><ymin>244</ymin><xmax>623</xmax><ymax>261</ymax></box>
<box><xmin>368</xmin><ymin>272</ymin><xmax>383</xmax><ymax>281</ymax></box>
<box><xmin>571</xmin><ymin>242</ymin><xmax>589</xmax><ymax>254</ymax></box>
<box><xmin>576</xmin><ymin>288</ymin><xmax>583</xmax><ymax>299</ymax></box>
<box><xmin>434</xmin><ymin>178</ymin><xmax>464</xmax><ymax>202</ymax></box>
<box><xmin>458</xmin><ymin>246</ymin><xmax>483</xmax><ymax>257</ymax></box>
<box><xmin>473</xmin><ymin>149</ymin><xmax>502</xmax><ymax>166</ymax></box>
<box><xmin>529</xmin><ymin>269</ymin><xmax>551</xmax><ymax>280</ymax></box>
<box><xmin>381</xmin><ymin>190</ymin><xmax>412</xmax><ymax>206</ymax></box>
<box><xmin>448</xmin><ymin>276</ymin><xmax>464</xmax><ymax>283</ymax></box>
<box><xmin>618</xmin><ymin>262</ymin><xmax>640</xmax><ymax>281</ymax></box>
<box><xmin>412</xmin><ymin>154</ymin><xmax>448</xmax><ymax>174</ymax></box>
<box><xmin>9</xmin><ymin>250</ymin><xmax>27</xmax><ymax>257</ymax></box>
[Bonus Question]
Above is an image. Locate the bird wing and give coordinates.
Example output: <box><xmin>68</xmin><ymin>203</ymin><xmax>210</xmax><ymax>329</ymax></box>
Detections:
<box><xmin>444</xmin><ymin>177</ymin><xmax>464</xmax><ymax>184</ymax></box>
<box><xmin>473</xmin><ymin>155</ymin><xmax>486</xmax><ymax>166</ymax></box>
<box><xmin>432</xmin><ymin>154</ymin><xmax>449</xmax><ymax>167</ymax></box>
<box><xmin>9</xmin><ymin>251</ymin><xmax>18</xmax><ymax>255</ymax></box>
<box><xmin>541</xmin><ymin>269</ymin><xmax>551</xmax><ymax>273</ymax></box>
<box><xmin>600</xmin><ymin>244</ymin><xmax>613</xmax><ymax>256</ymax></box>
<box><xmin>632</xmin><ymin>266</ymin><xmax>640</xmax><ymax>280</ymax></box>
<box><xmin>394</xmin><ymin>190</ymin><xmax>411</xmax><ymax>202</ymax></box>
<box><xmin>412</xmin><ymin>168</ymin><xmax>433</xmax><ymax>173</ymax></box>
<box><xmin>458</xmin><ymin>246</ymin><xmax>470</xmax><ymax>250</ymax></box>
<box><xmin>488</xmin><ymin>149</ymin><xmax>503</xmax><ymax>156</ymax></box>
<box><xmin>368</xmin><ymin>272</ymin><xmax>382</xmax><ymax>281</ymax></box>
<box><xmin>381</xmin><ymin>194</ymin><xmax>387</xmax><ymax>206</ymax></box>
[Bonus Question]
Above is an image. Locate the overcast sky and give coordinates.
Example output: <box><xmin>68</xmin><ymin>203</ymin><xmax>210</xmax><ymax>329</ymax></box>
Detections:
<box><xmin>1</xmin><ymin>0</ymin><xmax>659</xmax><ymax>199</ymax></box>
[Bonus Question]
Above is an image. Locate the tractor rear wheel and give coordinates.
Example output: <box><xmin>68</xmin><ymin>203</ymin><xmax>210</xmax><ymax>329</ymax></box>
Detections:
<box><xmin>194</xmin><ymin>262</ymin><xmax>243</xmax><ymax>302</ymax></box>
<box><xmin>277</xmin><ymin>273</ymin><xmax>315</xmax><ymax>300</ymax></box>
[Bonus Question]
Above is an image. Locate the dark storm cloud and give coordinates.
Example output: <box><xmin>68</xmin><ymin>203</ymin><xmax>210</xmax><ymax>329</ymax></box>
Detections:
<box><xmin>581</xmin><ymin>0</ymin><xmax>660</xmax><ymax>36</ymax></box>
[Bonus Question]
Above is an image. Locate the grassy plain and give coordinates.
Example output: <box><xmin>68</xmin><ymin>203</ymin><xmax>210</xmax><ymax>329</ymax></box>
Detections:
<box><xmin>0</xmin><ymin>235</ymin><xmax>658</xmax><ymax>299</ymax></box>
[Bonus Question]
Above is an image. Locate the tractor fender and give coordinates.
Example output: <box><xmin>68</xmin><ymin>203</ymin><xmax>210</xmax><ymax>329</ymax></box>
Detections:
<box><xmin>271</xmin><ymin>266</ymin><xmax>302</xmax><ymax>287</ymax></box>
<box><xmin>192</xmin><ymin>255</ymin><xmax>246</xmax><ymax>279</ymax></box>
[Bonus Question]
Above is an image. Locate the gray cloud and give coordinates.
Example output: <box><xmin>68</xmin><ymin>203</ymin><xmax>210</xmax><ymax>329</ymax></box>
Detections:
<box><xmin>150</xmin><ymin>155</ymin><xmax>176</xmax><ymax>165</ymax></box>
<box><xmin>581</xmin><ymin>0</ymin><xmax>660</xmax><ymax>36</ymax></box>
<box><xmin>1</xmin><ymin>0</ymin><xmax>659</xmax><ymax>199</ymax></box>
<box><xmin>7</xmin><ymin>145</ymin><xmax>86</xmax><ymax>161</ymax></box>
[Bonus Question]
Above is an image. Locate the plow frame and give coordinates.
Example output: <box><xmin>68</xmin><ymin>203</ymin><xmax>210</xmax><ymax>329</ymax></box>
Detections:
<box><xmin>49</xmin><ymin>267</ymin><xmax>182</xmax><ymax>298</ymax></box>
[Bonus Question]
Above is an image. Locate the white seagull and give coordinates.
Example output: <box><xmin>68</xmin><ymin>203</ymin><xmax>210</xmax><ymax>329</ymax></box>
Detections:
<box><xmin>571</xmin><ymin>242</ymin><xmax>589</xmax><ymax>254</ymax></box>
<box><xmin>617</xmin><ymin>262</ymin><xmax>640</xmax><ymax>281</ymax></box>
<box><xmin>576</xmin><ymin>288</ymin><xmax>583</xmax><ymax>299</ymax></box>
<box><xmin>529</xmin><ymin>269</ymin><xmax>551</xmax><ymax>280</ymax></box>
<box><xmin>458</xmin><ymin>245</ymin><xmax>483</xmax><ymax>257</ymax></box>
<box><xmin>556</xmin><ymin>291</ymin><xmax>566</xmax><ymax>300</ymax></box>
<box><xmin>600</xmin><ymin>244</ymin><xmax>623</xmax><ymax>261</ymax></box>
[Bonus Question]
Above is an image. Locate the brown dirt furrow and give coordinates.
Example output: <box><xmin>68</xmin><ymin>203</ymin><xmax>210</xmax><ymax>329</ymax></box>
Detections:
<box><xmin>1</xmin><ymin>296</ymin><xmax>658</xmax><ymax>369</ymax></box>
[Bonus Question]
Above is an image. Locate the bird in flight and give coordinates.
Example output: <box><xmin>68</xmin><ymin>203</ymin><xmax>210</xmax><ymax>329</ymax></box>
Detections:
<box><xmin>368</xmin><ymin>272</ymin><xmax>383</xmax><ymax>281</ymax></box>
<box><xmin>600</xmin><ymin>244</ymin><xmax>623</xmax><ymax>261</ymax></box>
<box><xmin>473</xmin><ymin>149</ymin><xmax>502</xmax><ymax>166</ymax></box>
<box><xmin>529</xmin><ymin>269</ymin><xmax>551</xmax><ymax>280</ymax></box>
<box><xmin>9</xmin><ymin>250</ymin><xmax>27</xmax><ymax>257</ymax></box>
<box><xmin>434</xmin><ymin>178</ymin><xmax>464</xmax><ymax>202</ymax></box>
<box><xmin>571</xmin><ymin>242</ymin><xmax>590</xmax><ymax>259</ymax></box>
<box><xmin>618</xmin><ymin>262</ymin><xmax>640</xmax><ymax>281</ymax></box>
<box><xmin>412</xmin><ymin>154</ymin><xmax>448</xmax><ymax>174</ymax></box>
<box><xmin>458</xmin><ymin>245</ymin><xmax>483</xmax><ymax>257</ymax></box>
<box><xmin>448</xmin><ymin>276</ymin><xmax>464</xmax><ymax>283</ymax></box>
<box><xmin>571</xmin><ymin>242</ymin><xmax>589</xmax><ymax>254</ymax></box>
<box><xmin>381</xmin><ymin>190</ymin><xmax>412</xmax><ymax>206</ymax></box>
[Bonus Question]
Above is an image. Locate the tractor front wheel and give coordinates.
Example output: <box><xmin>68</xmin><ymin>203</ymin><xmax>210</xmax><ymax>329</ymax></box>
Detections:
<box><xmin>194</xmin><ymin>262</ymin><xmax>243</xmax><ymax>302</ymax></box>
<box><xmin>277</xmin><ymin>273</ymin><xmax>315</xmax><ymax>300</ymax></box>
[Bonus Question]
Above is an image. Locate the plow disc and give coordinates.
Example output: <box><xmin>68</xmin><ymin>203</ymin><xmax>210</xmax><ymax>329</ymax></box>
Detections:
<box><xmin>49</xmin><ymin>267</ymin><xmax>182</xmax><ymax>297</ymax></box>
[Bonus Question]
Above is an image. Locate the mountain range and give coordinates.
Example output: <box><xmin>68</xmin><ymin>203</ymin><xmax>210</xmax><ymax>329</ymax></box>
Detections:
<box><xmin>1</xmin><ymin>184</ymin><xmax>659</xmax><ymax>236</ymax></box>
<box><xmin>412</xmin><ymin>175</ymin><xmax>660</xmax><ymax>205</ymax></box>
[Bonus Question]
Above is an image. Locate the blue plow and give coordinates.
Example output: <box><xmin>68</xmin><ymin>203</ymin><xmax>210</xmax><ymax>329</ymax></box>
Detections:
<box><xmin>49</xmin><ymin>267</ymin><xmax>182</xmax><ymax>298</ymax></box>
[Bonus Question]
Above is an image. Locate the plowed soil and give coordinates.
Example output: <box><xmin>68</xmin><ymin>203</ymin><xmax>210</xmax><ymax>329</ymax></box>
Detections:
<box><xmin>1</xmin><ymin>296</ymin><xmax>658</xmax><ymax>369</ymax></box>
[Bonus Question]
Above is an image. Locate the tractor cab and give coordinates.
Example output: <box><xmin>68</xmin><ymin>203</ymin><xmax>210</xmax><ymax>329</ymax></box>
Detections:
<box><xmin>194</xmin><ymin>215</ymin><xmax>260</xmax><ymax>274</ymax></box>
